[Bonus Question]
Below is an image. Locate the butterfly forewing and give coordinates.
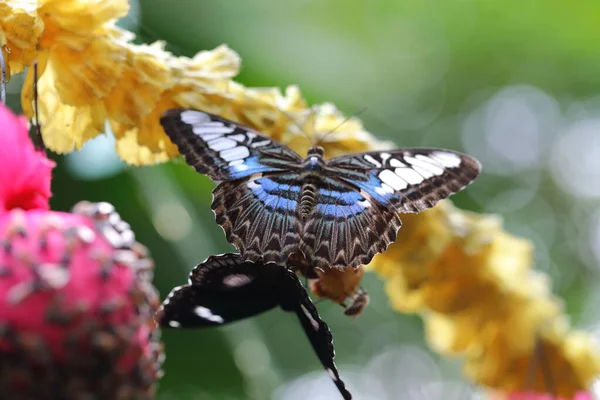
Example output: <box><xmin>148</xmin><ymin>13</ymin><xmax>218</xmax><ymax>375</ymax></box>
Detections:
<box><xmin>160</xmin><ymin>109</ymin><xmax>302</xmax><ymax>180</ymax></box>
<box><xmin>212</xmin><ymin>174</ymin><xmax>303</xmax><ymax>265</ymax></box>
<box><xmin>327</xmin><ymin>149</ymin><xmax>481</xmax><ymax>213</ymax></box>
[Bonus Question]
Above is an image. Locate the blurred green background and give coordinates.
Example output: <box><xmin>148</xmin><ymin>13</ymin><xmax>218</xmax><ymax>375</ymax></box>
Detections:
<box><xmin>6</xmin><ymin>1</ymin><xmax>600</xmax><ymax>398</ymax></box>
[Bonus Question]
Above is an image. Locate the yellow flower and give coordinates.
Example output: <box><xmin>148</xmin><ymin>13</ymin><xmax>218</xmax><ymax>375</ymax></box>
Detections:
<box><xmin>3</xmin><ymin>0</ymin><xmax>387</xmax><ymax>164</ymax></box>
<box><xmin>369</xmin><ymin>201</ymin><xmax>600</xmax><ymax>397</ymax></box>
<box><xmin>110</xmin><ymin>43</ymin><xmax>241</xmax><ymax>164</ymax></box>
<box><xmin>0</xmin><ymin>0</ymin><xmax>43</xmax><ymax>76</ymax></box>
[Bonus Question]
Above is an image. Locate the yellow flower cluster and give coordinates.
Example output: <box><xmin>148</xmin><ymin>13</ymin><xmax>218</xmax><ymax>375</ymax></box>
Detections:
<box><xmin>369</xmin><ymin>201</ymin><xmax>600</xmax><ymax>398</ymax></box>
<box><xmin>2</xmin><ymin>1</ymin><xmax>598</xmax><ymax>397</ymax></box>
<box><xmin>0</xmin><ymin>0</ymin><xmax>385</xmax><ymax>164</ymax></box>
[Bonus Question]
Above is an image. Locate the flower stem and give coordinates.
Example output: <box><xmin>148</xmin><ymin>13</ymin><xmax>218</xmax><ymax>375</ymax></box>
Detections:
<box><xmin>0</xmin><ymin>49</ymin><xmax>6</xmax><ymax>105</ymax></box>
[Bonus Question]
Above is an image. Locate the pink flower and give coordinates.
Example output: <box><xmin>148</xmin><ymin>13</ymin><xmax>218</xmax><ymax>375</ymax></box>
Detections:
<box><xmin>0</xmin><ymin>104</ymin><xmax>163</xmax><ymax>398</ymax></box>
<box><xmin>493</xmin><ymin>391</ymin><xmax>595</xmax><ymax>400</ymax></box>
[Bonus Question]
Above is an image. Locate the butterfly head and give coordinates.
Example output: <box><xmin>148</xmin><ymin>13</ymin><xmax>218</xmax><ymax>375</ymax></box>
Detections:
<box><xmin>307</xmin><ymin>146</ymin><xmax>325</xmax><ymax>158</ymax></box>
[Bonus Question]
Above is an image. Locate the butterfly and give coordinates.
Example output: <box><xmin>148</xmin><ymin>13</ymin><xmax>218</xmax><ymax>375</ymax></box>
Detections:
<box><xmin>156</xmin><ymin>253</ymin><xmax>353</xmax><ymax>400</ymax></box>
<box><xmin>160</xmin><ymin>109</ymin><xmax>481</xmax><ymax>271</ymax></box>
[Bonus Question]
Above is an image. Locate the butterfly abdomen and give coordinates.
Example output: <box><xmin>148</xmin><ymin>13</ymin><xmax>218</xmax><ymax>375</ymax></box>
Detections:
<box><xmin>299</xmin><ymin>182</ymin><xmax>318</xmax><ymax>219</ymax></box>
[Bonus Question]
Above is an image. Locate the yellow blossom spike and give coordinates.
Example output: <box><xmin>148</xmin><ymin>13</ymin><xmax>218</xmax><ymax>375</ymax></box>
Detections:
<box><xmin>368</xmin><ymin>201</ymin><xmax>600</xmax><ymax>397</ymax></box>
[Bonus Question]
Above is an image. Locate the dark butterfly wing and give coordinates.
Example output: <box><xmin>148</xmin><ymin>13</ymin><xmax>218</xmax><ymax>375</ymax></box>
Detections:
<box><xmin>327</xmin><ymin>148</ymin><xmax>481</xmax><ymax>213</ymax></box>
<box><xmin>160</xmin><ymin>109</ymin><xmax>303</xmax><ymax>181</ymax></box>
<box><xmin>212</xmin><ymin>173</ymin><xmax>303</xmax><ymax>265</ymax></box>
<box><xmin>156</xmin><ymin>253</ymin><xmax>280</xmax><ymax>328</ymax></box>
<box><xmin>299</xmin><ymin>176</ymin><xmax>402</xmax><ymax>269</ymax></box>
<box><xmin>278</xmin><ymin>270</ymin><xmax>353</xmax><ymax>400</ymax></box>
<box><xmin>212</xmin><ymin>172</ymin><xmax>403</xmax><ymax>269</ymax></box>
<box><xmin>157</xmin><ymin>253</ymin><xmax>353</xmax><ymax>399</ymax></box>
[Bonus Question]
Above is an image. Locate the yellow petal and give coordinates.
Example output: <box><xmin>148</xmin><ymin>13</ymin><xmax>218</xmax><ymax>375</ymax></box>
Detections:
<box><xmin>39</xmin><ymin>0</ymin><xmax>128</xmax><ymax>46</ymax></box>
<box><xmin>169</xmin><ymin>44</ymin><xmax>241</xmax><ymax>85</ymax></box>
<box><xmin>104</xmin><ymin>30</ymin><xmax>172</xmax><ymax>124</ymax></box>
<box><xmin>27</xmin><ymin>60</ymin><xmax>105</xmax><ymax>152</ymax></box>
<box><xmin>48</xmin><ymin>27</ymin><xmax>126</xmax><ymax>106</ymax></box>
<box><xmin>111</xmin><ymin>93</ymin><xmax>181</xmax><ymax>165</ymax></box>
<box><xmin>0</xmin><ymin>0</ymin><xmax>43</xmax><ymax>76</ymax></box>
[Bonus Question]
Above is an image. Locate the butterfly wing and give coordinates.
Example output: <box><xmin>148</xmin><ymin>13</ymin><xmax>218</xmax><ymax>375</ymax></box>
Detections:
<box><xmin>327</xmin><ymin>148</ymin><xmax>481</xmax><ymax>213</ymax></box>
<box><xmin>156</xmin><ymin>253</ymin><xmax>281</xmax><ymax>328</ymax></box>
<box><xmin>157</xmin><ymin>253</ymin><xmax>353</xmax><ymax>399</ymax></box>
<box><xmin>278</xmin><ymin>270</ymin><xmax>353</xmax><ymax>400</ymax></box>
<box><xmin>160</xmin><ymin>109</ymin><xmax>302</xmax><ymax>180</ymax></box>
<box><xmin>299</xmin><ymin>176</ymin><xmax>402</xmax><ymax>269</ymax></box>
<box><xmin>212</xmin><ymin>173</ymin><xmax>303</xmax><ymax>265</ymax></box>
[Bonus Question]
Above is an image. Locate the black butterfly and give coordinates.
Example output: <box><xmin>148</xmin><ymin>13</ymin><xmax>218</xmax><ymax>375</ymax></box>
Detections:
<box><xmin>156</xmin><ymin>253</ymin><xmax>353</xmax><ymax>400</ymax></box>
<box><xmin>160</xmin><ymin>109</ymin><xmax>481</xmax><ymax>270</ymax></box>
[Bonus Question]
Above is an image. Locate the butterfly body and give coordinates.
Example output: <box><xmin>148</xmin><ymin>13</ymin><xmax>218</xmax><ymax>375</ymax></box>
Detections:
<box><xmin>161</xmin><ymin>109</ymin><xmax>481</xmax><ymax>270</ymax></box>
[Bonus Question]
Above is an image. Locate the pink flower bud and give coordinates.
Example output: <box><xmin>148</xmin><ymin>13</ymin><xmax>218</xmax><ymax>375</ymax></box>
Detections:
<box><xmin>0</xmin><ymin>104</ymin><xmax>163</xmax><ymax>398</ymax></box>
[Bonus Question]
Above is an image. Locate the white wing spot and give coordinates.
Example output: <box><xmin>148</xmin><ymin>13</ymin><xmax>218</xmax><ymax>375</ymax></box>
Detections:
<box><xmin>357</xmin><ymin>199</ymin><xmax>371</xmax><ymax>208</ymax></box>
<box><xmin>192</xmin><ymin>125</ymin><xmax>235</xmax><ymax>136</ymax></box>
<box><xmin>223</xmin><ymin>274</ymin><xmax>253</xmax><ymax>287</ymax></box>
<box><xmin>395</xmin><ymin>168</ymin><xmax>424</xmax><ymax>185</ymax></box>
<box><xmin>168</xmin><ymin>321</ymin><xmax>181</xmax><ymax>328</ymax></box>
<box><xmin>232</xmin><ymin>164</ymin><xmax>249</xmax><ymax>172</ymax></box>
<box><xmin>196</xmin><ymin>132</ymin><xmax>222</xmax><ymax>141</ymax></box>
<box><xmin>208</xmin><ymin>138</ymin><xmax>237</xmax><ymax>151</ymax></box>
<box><xmin>410</xmin><ymin>155</ymin><xmax>445</xmax><ymax>175</ymax></box>
<box><xmin>430</xmin><ymin>152</ymin><xmax>461</xmax><ymax>168</ymax></box>
<box><xmin>229</xmin><ymin>134</ymin><xmax>247</xmax><ymax>142</ymax></box>
<box><xmin>364</xmin><ymin>154</ymin><xmax>382</xmax><ymax>168</ymax></box>
<box><xmin>194</xmin><ymin>306</ymin><xmax>224</xmax><ymax>323</ymax></box>
<box><xmin>221</xmin><ymin>146</ymin><xmax>250</xmax><ymax>162</ymax></box>
<box><xmin>301</xmin><ymin>304</ymin><xmax>320</xmax><ymax>331</ymax></box>
<box><xmin>328</xmin><ymin>368</ymin><xmax>337</xmax><ymax>380</ymax></box>
<box><xmin>411</xmin><ymin>165</ymin><xmax>435</xmax><ymax>179</ymax></box>
<box><xmin>375</xmin><ymin>183</ymin><xmax>395</xmax><ymax>196</ymax></box>
<box><xmin>251</xmin><ymin>139</ymin><xmax>271</xmax><ymax>148</ymax></box>
<box><xmin>389</xmin><ymin>158</ymin><xmax>406</xmax><ymax>167</ymax></box>
<box><xmin>180</xmin><ymin>110</ymin><xmax>211</xmax><ymax>125</ymax></box>
<box><xmin>380</xmin><ymin>153</ymin><xmax>391</xmax><ymax>163</ymax></box>
<box><xmin>379</xmin><ymin>169</ymin><xmax>408</xmax><ymax>190</ymax></box>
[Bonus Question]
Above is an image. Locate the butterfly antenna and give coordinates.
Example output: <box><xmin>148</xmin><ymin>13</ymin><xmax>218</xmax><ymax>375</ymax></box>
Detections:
<box><xmin>32</xmin><ymin>61</ymin><xmax>46</xmax><ymax>154</ymax></box>
<box><xmin>315</xmin><ymin>105</ymin><xmax>369</xmax><ymax>147</ymax></box>
<box><xmin>0</xmin><ymin>47</ymin><xmax>6</xmax><ymax>105</ymax></box>
<box><xmin>278</xmin><ymin>107</ymin><xmax>315</xmax><ymax>149</ymax></box>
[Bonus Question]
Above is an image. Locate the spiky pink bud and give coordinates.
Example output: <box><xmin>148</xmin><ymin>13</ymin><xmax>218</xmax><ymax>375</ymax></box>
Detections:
<box><xmin>0</xmin><ymin>104</ymin><xmax>163</xmax><ymax>398</ymax></box>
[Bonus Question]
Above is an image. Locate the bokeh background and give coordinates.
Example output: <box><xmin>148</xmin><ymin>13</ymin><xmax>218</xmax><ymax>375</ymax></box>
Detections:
<box><xmin>5</xmin><ymin>1</ymin><xmax>600</xmax><ymax>399</ymax></box>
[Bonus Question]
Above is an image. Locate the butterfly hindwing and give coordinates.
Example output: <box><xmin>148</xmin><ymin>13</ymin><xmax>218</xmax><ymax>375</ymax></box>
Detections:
<box><xmin>300</xmin><ymin>176</ymin><xmax>402</xmax><ymax>268</ymax></box>
<box><xmin>156</xmin><ymin>254</ymin><xmax>281</xmax><ymax>328</ymax></box>
<box><xmin>157</xmin><ymin>253</ymin><xmax>354</xmax><ymax>399</ymax></box>
<box><xmin>160</xmin><ymin>109</ymin><xmax>302</xmax><ymax>180</ymax></box>
<box><xmin>212</xmin><ymin>174</ymin><xmax>303</xmax><ymax>265</ymax></box>
<box><xmin>328</xmin><ymin>149</ymin><xmax>481</xmax><ymax>213</ymax></box>
<box><xmin>278</xmin><ymin>269</ymin><xmax>353</xmax><ymax>400</ymax></box>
